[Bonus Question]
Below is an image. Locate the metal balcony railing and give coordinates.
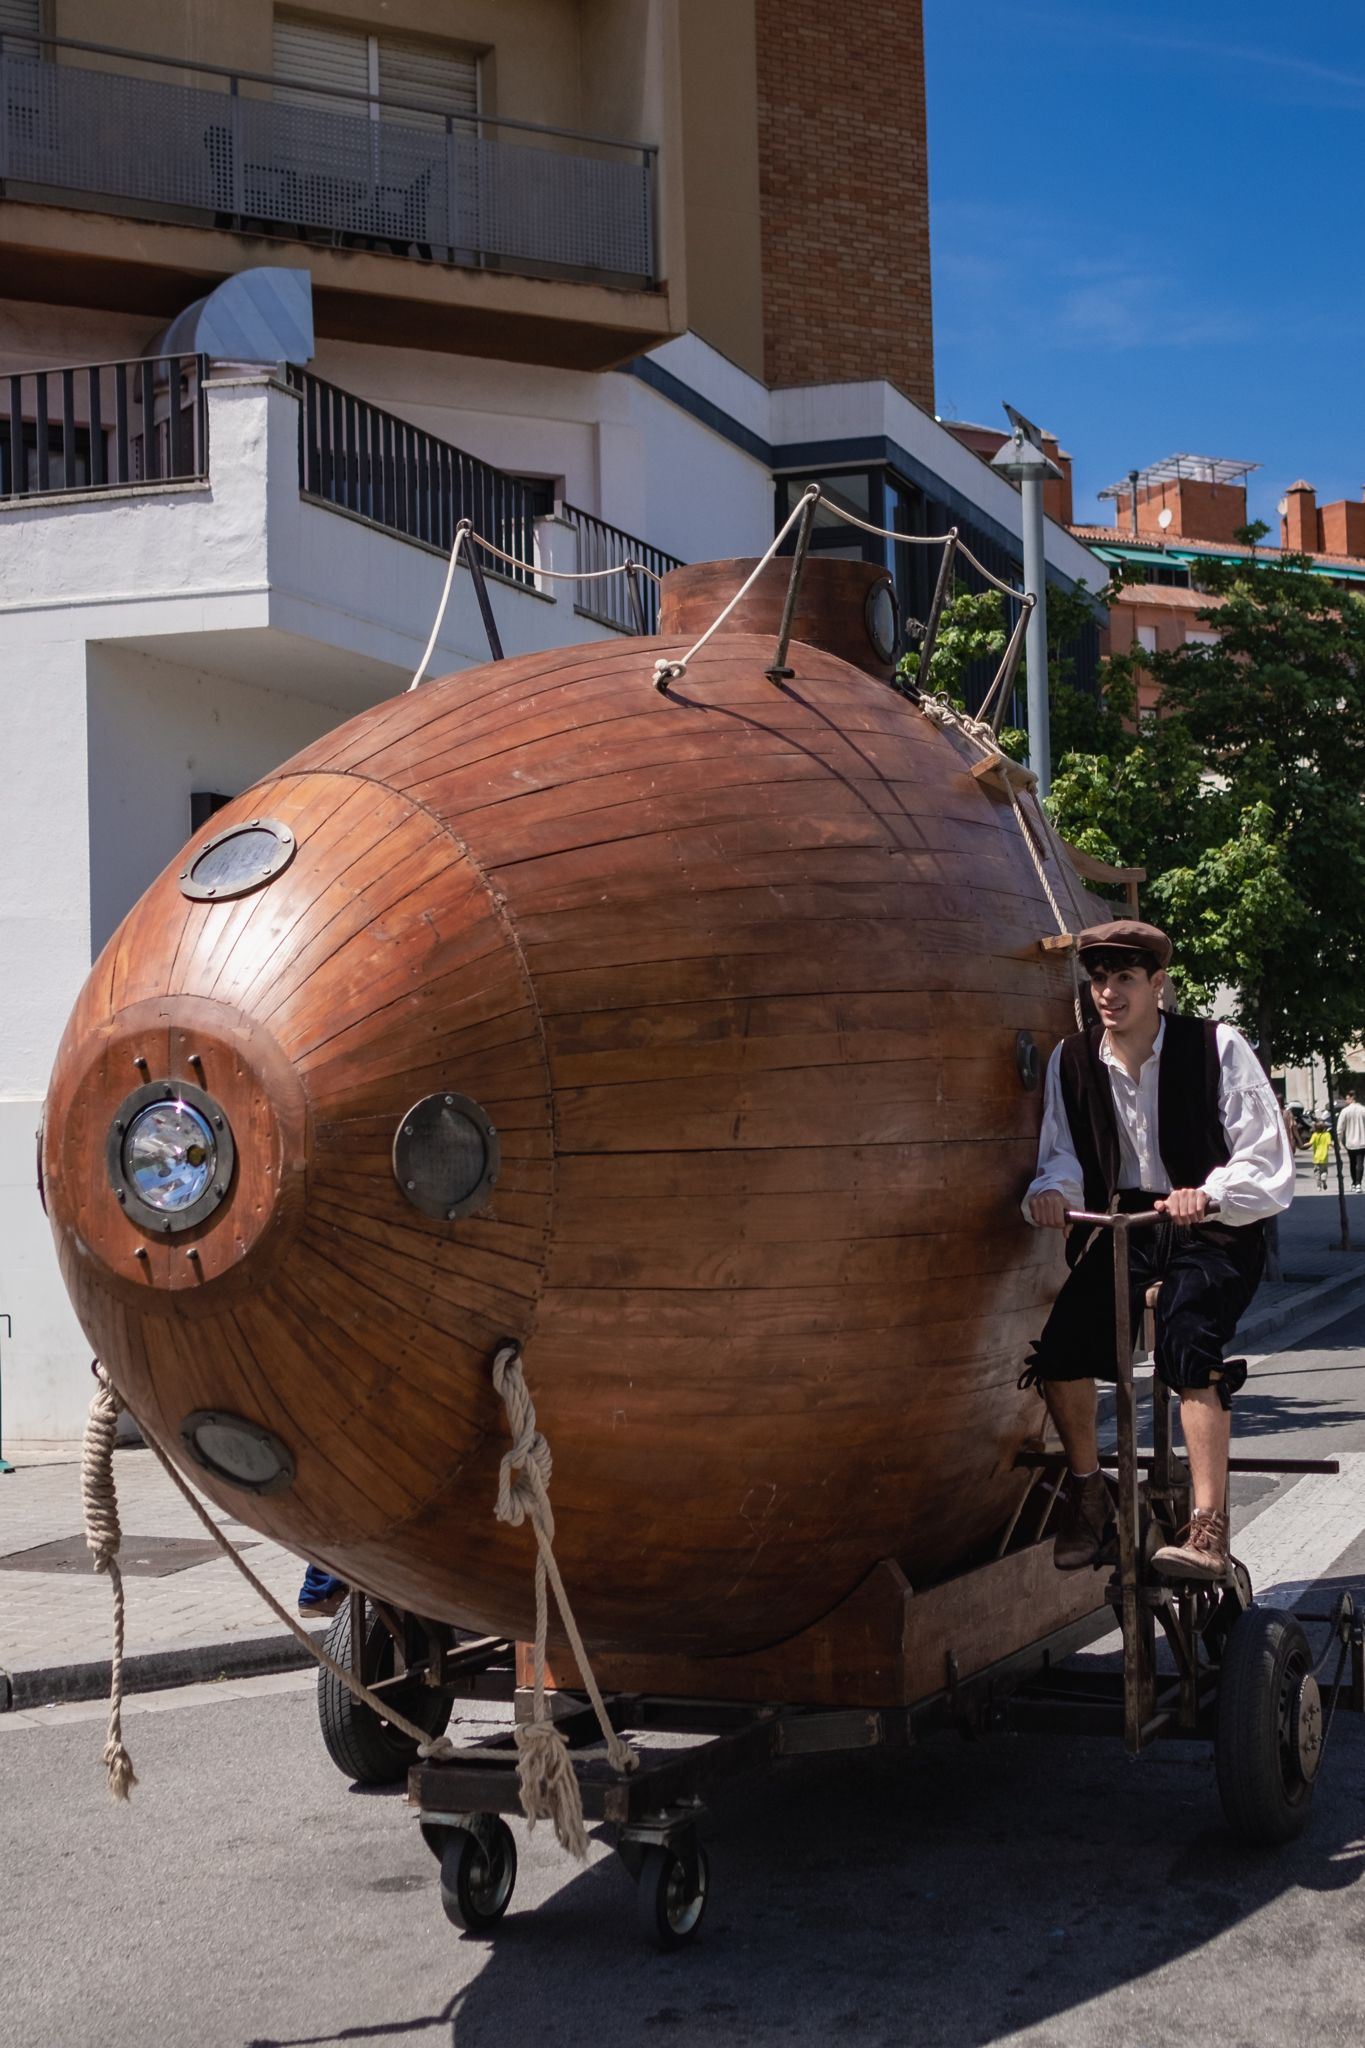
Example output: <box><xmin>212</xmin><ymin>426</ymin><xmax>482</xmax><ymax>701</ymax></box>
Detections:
<box><xmin>560</xmin><ymin>503</ymin><xmax>681</xmax><ymax>634</ymax></box>
<box><xmin>292</xmin><ymin>371</ymin><xmax>680</xmax><ymax>630</ymax></box>
<box><xmin>293</xmin><ymin>369</ymin><xmax>541</xmax><ymax>587</ymax></box>
<box><xmin>0</xmin><ymin>36</ymin><xmax>657</xmax><ymax>287</ymax></box>
<box><xmin>0</xmin><ymin>353</ymin><xmax>208</xmax><ymax>500</ymax></box>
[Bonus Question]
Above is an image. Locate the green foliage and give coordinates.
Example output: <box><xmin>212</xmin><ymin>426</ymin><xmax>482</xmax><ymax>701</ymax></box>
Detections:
<box><xmin>896</xmin><ymin>576</ymin><xmax>1115</xmax><ymax>764</ymax></box>
<box><xmin>1046</xmin><ymin>548</ymin><xmax>1365</xmax><ymax>1068</ymax></box>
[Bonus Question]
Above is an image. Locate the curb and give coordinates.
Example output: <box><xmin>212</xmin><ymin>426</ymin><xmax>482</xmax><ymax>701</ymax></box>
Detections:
<box><xmin>1239</xmin><ymin>1264</ymin><xmax>1365</xmax><ymax>1352</ymax></box>
<box><xmin>1</xmin><ymin>1625</ymin><xmax>330</xmax><ymax>1713</ymax></box>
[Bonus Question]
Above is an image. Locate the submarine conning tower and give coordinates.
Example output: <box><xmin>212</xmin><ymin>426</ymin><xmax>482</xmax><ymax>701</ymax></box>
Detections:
<box><xmin>43</xmin><ymin>554</ymin><xmax>1088</xmax><ymax>1658</ymax></box>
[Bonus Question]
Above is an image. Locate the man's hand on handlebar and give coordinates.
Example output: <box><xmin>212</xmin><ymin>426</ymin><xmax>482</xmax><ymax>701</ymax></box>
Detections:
<box><xmin>1028</xmin><ymin>1191</ymin><xmax>1070</xmax><ymax>1230</ymax></box>
<box><xmin>1155</xmin><ymin>1187</ymin><xmax>1210</xmax><ymax>1224</ymax></box>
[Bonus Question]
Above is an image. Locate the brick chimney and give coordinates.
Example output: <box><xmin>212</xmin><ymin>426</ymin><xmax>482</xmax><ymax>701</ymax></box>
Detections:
<box><xmin>1318</xmin><ymin>493</ymin><xmax>1365</xmax><ymax>561</ymax></box>
<box><xmin>1282</xmin><ymin>481</ymin><xmax>1319</xmax><ymax>554</ymax></box>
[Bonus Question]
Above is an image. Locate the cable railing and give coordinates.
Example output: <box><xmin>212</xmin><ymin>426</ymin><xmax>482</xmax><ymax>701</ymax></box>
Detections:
<box><xmin>0</xmin><ymin>35</ymin><xmax>656</xmax><ymax>285</ymax></box>
<box><xmin>559</xmin><ymin>503</ymin><xmax>682</xmax><ymax>634</ymax></box>
<box><xmin>0</xmin><ymin>353</ymin><xmax>208</xmax><ymax>500</ymax></box>
<box><xmin>292</xmin><ymin>369</ymin><xmax>539</xmax><ymax>587</ymax></box>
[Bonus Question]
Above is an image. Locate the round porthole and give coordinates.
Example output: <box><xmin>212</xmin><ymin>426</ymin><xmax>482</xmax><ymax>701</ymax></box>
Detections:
<box><xmin>864</xmin><ymin>578</ymin><xmax>901</xmax><ymax>664</ymax></box>
<box><xmin>106</xmin><ymin>1079</ymin><xmax>235</xmax><ymax>1234</ymax></box>
<box><xmin>180</xmin><ymin>1410</ymin><xmax>295</xmax><ymax>1495</ymax></box>
<box><xmin>1016</xmin><ymin>1030</ymin><xmax>1041</xmax><ymax>1092</ymax></box>
<box><xmin>179</xmin><ymin>817</ymin><xmax>296</xmax><ymax>902</ymax></box>
<box><xmin>393</xmin><ymin>1093</ymin><xmax>500</xmax><ymax>1222</ymax></box>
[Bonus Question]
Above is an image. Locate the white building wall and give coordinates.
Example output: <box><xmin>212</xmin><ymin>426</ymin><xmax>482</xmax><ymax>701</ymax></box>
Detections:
<box><xmin>85</xmin><ymin>646</ymin><xmax>344</xmax><ymax>957</ymax></box>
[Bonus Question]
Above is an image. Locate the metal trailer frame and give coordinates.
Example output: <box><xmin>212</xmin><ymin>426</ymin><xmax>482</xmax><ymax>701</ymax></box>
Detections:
<box><xmin>329</xmin><ymin>1208</ymin><xmax>1364</xmax><ymax>1948</ymax></box>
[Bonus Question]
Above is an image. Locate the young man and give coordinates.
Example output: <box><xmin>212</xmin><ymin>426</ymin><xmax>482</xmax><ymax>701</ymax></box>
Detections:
<box><xmin>1021</xmin><ymin>920</ymin><xmax>1294</xmax><ymax>1579</ymax></box>
<box><xmin>1337</xmin><ymin>1090</ymin><xmax>1365</xmax><ymax>1192</ymax></box>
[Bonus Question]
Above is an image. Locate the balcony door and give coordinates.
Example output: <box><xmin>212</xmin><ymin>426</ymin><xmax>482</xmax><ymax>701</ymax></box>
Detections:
<box><xmin>270</xmin><ymin>15</ymin><xmax>479</xmax><ymax>249</ymax></box>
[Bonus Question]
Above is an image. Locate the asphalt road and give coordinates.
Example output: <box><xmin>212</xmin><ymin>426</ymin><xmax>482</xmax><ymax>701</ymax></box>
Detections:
<box><xmin>6</xmin><ymin>1298</ymin><xmax>1365</xmax><ymax>2048</ymax></box>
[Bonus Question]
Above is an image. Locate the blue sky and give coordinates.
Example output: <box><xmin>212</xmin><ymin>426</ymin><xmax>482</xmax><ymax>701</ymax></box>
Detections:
<box><xmin>925</xmin><ymin>2</ymin><xmax>1364</xmax><ymax>534</ymax></box>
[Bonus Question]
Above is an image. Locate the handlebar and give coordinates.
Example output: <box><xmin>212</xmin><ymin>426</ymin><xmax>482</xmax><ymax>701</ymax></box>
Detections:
<box><xmin>1064</xmin><ymin>1204</ymin><xmax>1220</xmax><ymax>1229</ymax></box>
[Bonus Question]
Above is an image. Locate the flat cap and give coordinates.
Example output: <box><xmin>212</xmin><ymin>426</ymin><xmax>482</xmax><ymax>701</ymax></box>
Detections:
<box><xmin>1075</xmin><ymin>918</ymin><xmax>1172</xmax><ymax>969</ymax></box>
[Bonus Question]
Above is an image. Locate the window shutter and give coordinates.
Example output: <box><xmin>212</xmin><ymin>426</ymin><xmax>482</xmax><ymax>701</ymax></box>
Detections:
<box><xmin>272</xmin><ymin>16</ymin><xmax>370</xmax><ymax>115</ymax></box>
<box><xmin>0</xmin><ymin>0</ymin><xmax>42</xmax><ymax>56</ymax></box>
<box><xmin>377</xmin><ymin>35</ymin><xmax>478</xmax><ymax>130</ymax></box>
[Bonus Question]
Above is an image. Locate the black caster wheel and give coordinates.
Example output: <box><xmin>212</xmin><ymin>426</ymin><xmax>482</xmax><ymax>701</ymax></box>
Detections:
<box><xmin>1216</xmin><ymin>1604</ymin><xmax>1319</xmax><ymax>1845</ymax></box>
<box><xmin>635</xmin><ymin>1840</ymin><xmax>709</xmax><ymax>1950</ymax></box>
<box><xmin>317</xmin><ymin>1600</ymin><xmax>452</xmax><ymax>1785</ymax></box>
<box><xmin>438</xmin><ymin>1820</ymin><xmax>518</xmax><ymax>1934</ymax></box>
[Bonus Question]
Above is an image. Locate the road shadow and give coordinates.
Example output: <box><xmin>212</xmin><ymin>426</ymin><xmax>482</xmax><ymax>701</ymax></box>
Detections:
<box><xmin>246</xmin><ymin>1708</ymin><xmax>1365</xmax><ymax>2048</ymax></box>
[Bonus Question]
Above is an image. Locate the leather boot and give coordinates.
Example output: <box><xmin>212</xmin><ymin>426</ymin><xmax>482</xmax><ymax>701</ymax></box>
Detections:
<box><xmin>1151</xmin><ymin>1507</ymin><xmax>1229</xmax><ymax>1581</ymax></box>
<box><xmin>1053</xmin><ymin>1470</ymin><xmax>1116</xmax><ymax>1571</ymax></box>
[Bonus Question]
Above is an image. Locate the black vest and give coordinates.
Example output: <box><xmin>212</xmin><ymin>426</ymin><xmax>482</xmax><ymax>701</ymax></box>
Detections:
<box><xmin>1057</xmin><ymin>1013</ymin><xmax>1229</xmax><ymax>1220</ymax></box>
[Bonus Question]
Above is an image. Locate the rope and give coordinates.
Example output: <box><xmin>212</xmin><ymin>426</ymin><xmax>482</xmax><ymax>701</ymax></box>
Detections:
<box><xmin>82</xmin><ymin>1356</ymin><xmax>631</xmax><ymax>1861</ymax></box>
<box><xmin>81</xmin><ymin>1372</ymin><xmax>137</xmax><ymax>1802</ymax></box>
<box><xmin>408</xmin><ymin>519</ymin><xmax>469</xmax><ymax>690</ymax></box>
<box><xmin>81</xmin><ymin>1365</ymin><xmax>479</xmax><ymax>1800</ymax></box>
<box><xmin>651</xmin><ymin>485</ymin><xmax>819</xmax><ymax>690</ymax></box>
<box><xmin>491</xmin><ymin>1342</ymin><xmax>636</xmax><ymax>1860</ymax></box>
<box><xmin>918</xmin><ymin>692</ymin><xmax>1085</xmax><ymax>1026</ymax></box>
<box><xmin>408</xmin><ymin>523</ymin><xmax>662</xmax><ymax>692</ymax></box>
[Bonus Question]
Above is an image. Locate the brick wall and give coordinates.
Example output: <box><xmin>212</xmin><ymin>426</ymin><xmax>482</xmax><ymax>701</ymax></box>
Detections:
<box><xmin>754</xmin><ymin>0</ymin><xmax>934</xmax><ymax>410</ymax></box>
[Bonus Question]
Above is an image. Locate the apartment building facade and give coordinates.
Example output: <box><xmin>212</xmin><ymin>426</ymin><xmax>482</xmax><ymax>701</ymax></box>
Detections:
<box><xmin>1</xmin><ymin>0</ymin><xmax>1099</xmax><ymax>1436</ymax></box>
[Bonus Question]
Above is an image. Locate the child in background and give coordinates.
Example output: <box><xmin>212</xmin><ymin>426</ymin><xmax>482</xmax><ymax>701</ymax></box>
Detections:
<box><xmin>1310</xmin><ymin>1120</ymin><xmax>1332</xmax><ymax>1191</ymax></box>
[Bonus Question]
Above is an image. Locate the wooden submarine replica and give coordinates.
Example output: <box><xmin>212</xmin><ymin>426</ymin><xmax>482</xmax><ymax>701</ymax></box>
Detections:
<box><xmin>43</xmin><ymin>554</ymin><xmax>1115</xmax><ymax>1706</ymax></box>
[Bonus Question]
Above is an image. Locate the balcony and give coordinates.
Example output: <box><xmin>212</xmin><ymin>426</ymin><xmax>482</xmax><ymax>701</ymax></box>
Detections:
<box><xmin>1</xmin><ymin>352</ymin><xmax>680</xmax><ymax>653</ymax></box>
<box><xmin>0</xmin><ymin>37</ymin><xmax>674</xmax><ymax>370</ymax></box>
<box><xmin>0</xmin><ymin>35</ymin><xmax>655</xmax><ymax>283</ymax></box>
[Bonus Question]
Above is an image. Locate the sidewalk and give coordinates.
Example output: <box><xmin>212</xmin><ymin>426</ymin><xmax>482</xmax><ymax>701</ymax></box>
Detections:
<box><xmin>1236</xmin><ymin>1162</ymin><xmax>1365</xmax><ymax>1346</ymax></box>
<box><xmin>0</xmin><ymin>1436</ymin><xmax>327</xmax><ymax>1711</ymax></box>
<box><xmin>5</xmin><ymin>1164</ymin><xmax>1365</xmax><ymax>1712</ymax></box>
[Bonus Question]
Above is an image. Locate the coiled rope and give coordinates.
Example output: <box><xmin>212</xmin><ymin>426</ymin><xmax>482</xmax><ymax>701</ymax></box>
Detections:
<box><xmin>81</xmin><ymin>1352</ymin><xmax>632</xmax><ymax>1856</ymax></box>
<box><xmin>491</xmin><ymin>1341</ymin><xmax>636</xmax><ymax>1858</ymax></box>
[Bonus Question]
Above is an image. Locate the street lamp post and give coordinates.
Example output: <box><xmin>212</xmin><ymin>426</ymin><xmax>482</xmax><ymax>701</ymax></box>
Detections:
<box><xmin>990</xmin><ymin>405</ymin><xmax>1063</xmax><ymax>796</ymax></box>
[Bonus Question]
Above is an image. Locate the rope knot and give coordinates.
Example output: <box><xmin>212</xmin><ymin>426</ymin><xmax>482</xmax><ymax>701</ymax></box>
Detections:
<box><xmin>652</xmin><ymin>657</ymin><xmax>684</xmax><ymax>692</ymax></box>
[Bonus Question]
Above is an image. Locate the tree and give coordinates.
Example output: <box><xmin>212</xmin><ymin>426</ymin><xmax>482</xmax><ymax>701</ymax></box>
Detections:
<box><xmin>1050</xmin><ymin>537</ymin><xmax>1365</xmax><ymax>1076</ymax></box>
<box><xmin>1047</xmin><ymin>535</ymin><xmax>1365</xmax><ymax>1254</ymax></box>
<box><xmin>898</xmin><ymin>576</ymin><xmax>1115</xmax><ymax>764</ymax></box>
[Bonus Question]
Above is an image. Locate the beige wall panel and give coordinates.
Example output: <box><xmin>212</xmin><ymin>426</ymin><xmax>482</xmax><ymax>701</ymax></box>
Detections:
<box><xmin>675</xmin><ymin>0</ymin><xmax>762</xmax><ymax>378</ymax></box>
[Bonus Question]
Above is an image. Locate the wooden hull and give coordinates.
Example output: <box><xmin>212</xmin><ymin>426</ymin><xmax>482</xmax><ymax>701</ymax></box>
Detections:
<box><xmin>44</xmin><ymin>614</ymin><xmax>1087</xmax><ymax>1656</ymax></box>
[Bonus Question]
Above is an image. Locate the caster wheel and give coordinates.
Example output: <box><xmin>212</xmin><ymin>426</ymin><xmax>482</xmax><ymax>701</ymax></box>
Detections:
<box><xmin>438</xmin><ymin>1819</ymin><xmax>518</xmax><ymax>1934</ymax></box>
<box><xmin>1216</xmin><ymin>1605</ymin><xmax>1317</xmax><ymax>1845</ymax></box>
<box><xmin>635</xmin><ymin>1840</ymin><xmax>709</xmax><ymax>1950</ymax></box>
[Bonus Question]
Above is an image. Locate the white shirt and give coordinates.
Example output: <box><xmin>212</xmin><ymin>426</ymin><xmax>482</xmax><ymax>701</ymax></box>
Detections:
<box><xmin>1337</xmin><ymin>1101</ymin><xmax>1365</xmax><ymax>1149</ymax></box>
<box><xmin>1024</xmin><ymin>1017</ymin><xmax>1295</xmax><ymax>1228</ymax></box>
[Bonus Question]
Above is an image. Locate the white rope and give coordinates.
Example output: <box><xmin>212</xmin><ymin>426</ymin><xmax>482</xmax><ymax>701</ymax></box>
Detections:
<box><xmin>471</xmin><ymin>529</ymin><xmax>663</xmax><ymax>586</ymax></box>
<box><xmin>491</xmin><ymin>1342</ymin><xmax>636</xmax><ymax>1860</ymax></box>
<box><xmin>651</xmin><ymin>484</ymin><xmax>820</xmax><ymax>690</ymax></box>
<box><xmin>823</xmin><ymin>503</ymin><xmax>957</xmax><ymax>548</ymax></box>
<box><xmin>408</xmin><ymin>518</ymin><xmax>470</xmax><ymax>690</ymax></box>
<box><xmin>408</xmin><ymin>521</ymin><xmax>662</xmax><ymax>691</ymax></box>
<box><xmin>918</xmin><ymin>692</ymin><xmax>1085</xmax><ymax>1026</ymax></box>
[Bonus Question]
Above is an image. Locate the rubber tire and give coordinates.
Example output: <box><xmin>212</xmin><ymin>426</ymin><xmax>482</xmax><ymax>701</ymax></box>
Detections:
<box><xmin>635</xmin><ymin>1842</ymin><xmax>709</xmax><ymax>1951</ymax></box>
<box><xmin>438</xmin><ymin>1821</ymin><xmax>518</xmax><ymax>1934</ymax></box>
<box><xmin>1215</xmin><ymin>1605</ymin><xmax>1315</xmax><ymax>1846</ymax></box>
<box><xmin>317</xmin><ymin>1599</ymin><xmax>452</xmax><ymax>1785</ymax></box>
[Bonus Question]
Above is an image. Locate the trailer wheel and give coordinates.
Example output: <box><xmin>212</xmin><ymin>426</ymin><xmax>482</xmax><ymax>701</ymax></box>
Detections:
<box><xmin>438</xmin><ymin>1820</ymin><xmax>517</xmax><ymax>1934</ymax></box>
<box><xmin>1215</xmin><ymin>1605</ymin><xmax>1317</xmax><ymax>1845</ymax></box>
<box><xmin>635</xmin><ymin>1840</ymin><xmax>709</xmax><ymax>1950</ymax></box>
<box><xmin>317</xmin><ymin>1599</ymin><xmax>452</xmax><ymax>1784</ymax></box>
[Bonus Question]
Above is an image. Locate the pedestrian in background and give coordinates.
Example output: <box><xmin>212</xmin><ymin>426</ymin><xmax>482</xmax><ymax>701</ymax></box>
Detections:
<box><xmin>1310</xmin><ymin>1120</ymin><xmax>1332</xmax><ymax>1191</ymax></box>
<box><xmin>1337</xmin><ymin>1091</ymin><xmax>1365</xmax><ymax>1192</ymax></box>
